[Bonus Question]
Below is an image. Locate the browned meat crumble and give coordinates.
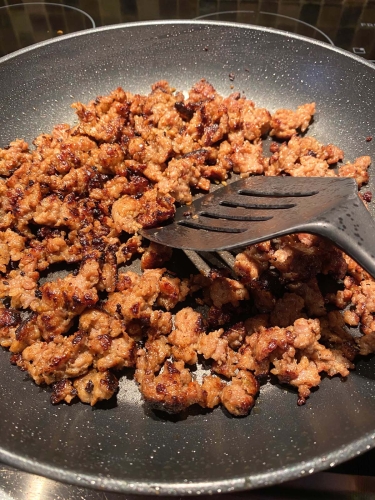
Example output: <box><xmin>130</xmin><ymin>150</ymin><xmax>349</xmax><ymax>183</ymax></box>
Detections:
<box><xmin>0</xmin><ymin>79</ymin><xmax>373</xmax><ymax>416</ymax></box>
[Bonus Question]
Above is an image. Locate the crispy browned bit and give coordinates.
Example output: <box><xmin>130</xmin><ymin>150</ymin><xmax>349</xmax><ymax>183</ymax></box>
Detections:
<box><xmin>362</xmin><ymin>191</ymin><xmax>373</xmax><ymax>202</ymax></box>
<box><xmin>141</xmin><ymin>242</ymin><xmax>172</xmax><ymax>270</ymax></box>
<box><xmin>0</xmin><ymin>78</ymin><xmax>373</xmax><ymax>416</ymax></box>
<box><xmin>51</xmin><ymin>379</ymin><xmax>78</xmax><ymax>404</ymax></box>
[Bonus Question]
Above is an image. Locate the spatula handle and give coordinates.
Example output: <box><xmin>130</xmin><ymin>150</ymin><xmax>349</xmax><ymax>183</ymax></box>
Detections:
<box><xmin>311</xmin><ymin>199</ymin><xmax>375</xmax><ymax>279</ymax></box>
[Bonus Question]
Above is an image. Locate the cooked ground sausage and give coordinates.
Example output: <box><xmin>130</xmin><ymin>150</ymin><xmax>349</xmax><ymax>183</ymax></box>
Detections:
<box><xmin>0</xmin><ymin>79</ymin><xmax>373</xmax><ymax>415</ymax></box>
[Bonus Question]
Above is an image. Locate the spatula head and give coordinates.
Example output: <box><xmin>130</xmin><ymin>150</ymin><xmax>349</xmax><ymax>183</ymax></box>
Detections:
<box><xmin>140</xmin><ymin>176</ymin><xmax>358</xmax><ymax>251</ymax></box>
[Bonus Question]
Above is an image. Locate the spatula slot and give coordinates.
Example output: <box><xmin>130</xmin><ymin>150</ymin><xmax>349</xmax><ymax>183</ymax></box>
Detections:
<box><xmin>219</xmin><ymin>200</ymin><xmax>296</xmax><ymax>209</ymax></box>
<box><xmin>238</xmin><ymin>189</ymin><xmax>319</xmax><ymax>198</ymax></box>
<box><xmin>178</xmin><ymin>220</ymin><xmax>246</xmax><ymax>233</ymax></box>
<box><xmin>199</xmin><ymin>211</ymin><xmax>272</xmax><ymax>222</ymax></box>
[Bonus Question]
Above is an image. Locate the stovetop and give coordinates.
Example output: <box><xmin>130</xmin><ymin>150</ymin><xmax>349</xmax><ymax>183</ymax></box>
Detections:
<box><xmin>1</xmin><ymin>0</ymin><xmax>375</xmax><ymax>61</ymax></box>
<box><xmin>0</xmin><ymin>0</ymin><xmax>375</xmax><ymax>498</ymax></box>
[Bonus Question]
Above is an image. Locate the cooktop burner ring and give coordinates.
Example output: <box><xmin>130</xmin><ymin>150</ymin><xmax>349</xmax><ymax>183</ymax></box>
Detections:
<box><xmin>0</xmin><ymin>2</ymin><xmax>96</xmax><ymax>28</ymax></box>
<box><xmin>194</xmin><ymin>10</ymin><xmax>334</xmax><ymax>46</ymax></box>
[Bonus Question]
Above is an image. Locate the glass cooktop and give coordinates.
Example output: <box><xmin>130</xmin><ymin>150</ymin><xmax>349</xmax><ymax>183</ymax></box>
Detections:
<box><xmin>0</xmin><ymin>0</ymin><xmax>375</xmax><ymax>60</ymax></box>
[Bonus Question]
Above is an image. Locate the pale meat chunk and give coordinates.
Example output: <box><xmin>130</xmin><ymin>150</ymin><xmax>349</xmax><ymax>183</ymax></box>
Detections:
<box><xmin>338</xmin><ymin>156</ymin><xmax>371</xmax><ymax>187</ymax></box>
<box><xmin>270</xmin><ymin>103</ymin><xmax>315</xmax><ymax>139</ymax></box>
<box><xmin>91</xmin><ymin>335</ymin><xmax>136</xmax><ymax>371</ymax></box>
<box><xmin>209</xmin><ymin>277</ymin><xmax>249</xmax><ymax>308</ymax></box>
<box><xmin>168</xmin><ymin>308</ymin><xmax>204</xmax><ymax>365</ymax></box>
<box><xmin>234</xmin><ymin>246</ymin><xmax>270</xmax><ymax>282</ymax></box>
<box><xmin>221</xmin><ymin>370</ymin><xmax>259</xmax><ymax>416</ymax></box>
<box><xmin>200</xmin><ymin>375</ymin><xmax>225</xmax><ymax>409</ymax></box>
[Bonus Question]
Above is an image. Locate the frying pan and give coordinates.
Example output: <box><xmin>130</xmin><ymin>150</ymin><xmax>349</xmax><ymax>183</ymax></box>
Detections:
<box><xmin>1</xmin><ymin>20</ymin><xmax>375</xmax><ymax>495</ymax></box>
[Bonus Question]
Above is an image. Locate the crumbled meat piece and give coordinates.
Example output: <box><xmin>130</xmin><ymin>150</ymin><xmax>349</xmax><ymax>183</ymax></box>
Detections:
<box><xmin>269</xmin><ymin>318</ymin><xmax>352</xmax><ymax>402</ymax></box>
<box><xmin>168</xmin><ymin>308</ymin><xmax>204</xmax><ymax>364</ymax></box>
<box><xmin>0</xmin><ymin>307</ymin><xmax>22</xmax><ymax>348</ymax></box>
<box><xmin>51</xmin><ymin>379</ymin><xmax>77</xmax><ymax>404</ymax></box>
<box><xmin>116</xmin><ymin>234</ymin><xmax>143</xmax><ymax>265</ymax></box>
<box><xmin>270</xmin><ymin>103</ymin><xmax>315</xmax><ymax>139</ymax></box>
<box><xmin>0</xmin><ymin>229</ymin><xmax>25</xmax><ymax>272</ymax></box>
<box><xmin>198</xmin><ymin>328</ymin><xmax>227</xmax><ymax>363</ymax></box>
<box><xmin>209</xmin><ymin>277</ymin><xmax>249</xmax><ymax>308</ymax></box>
<box><xmin>221</xmin><ymin>370</ymin><xmax>259</xmax><ymax>416</ymax></box>
<box><xmin>72</xmin><ymin>87</ymin><xmax>129</xmax><ymax>143</ymax></box>
<box><xmin>0</xmin><ymin>139</ymin><xmax>31</xmax><ymax>176</ymax></box>
<box><xmin>139</xmin><ymin>360</ymin><xmax>203</xmax><ymax>413</ymax></box>
<box><xmin>200</xmin><ymin>375</ymin><xmax>225</xmax><ymax>408</ymax></box>
<box><xmin>156</xmin><ymin>275</ymin><xmax>189</xmax><ymax>310</ymax></box>
<box><xmin>348</xmin><ymin>279</ymin><xmax>375</xmax><ymax>335</ymax></box>
<box><xmin>266</xmin><ymin>135</ymin><xmax>341</xmax><ymax>177</ymax></box>
<box><xmin>224</xmin><ymin>322</ymin><xmax>246</xmax><ymax>350</ymax></box>
<box><xmin>0</xmin><ymin>269</ymin><xmax>39</xmax><ymax>310</ymax></box>
<box><xmin>112</xmin><ymin>189</ymin><xmax>175</xmax><ymax>233</ymax></box>
<box><xmin>73</xmin><ymin>369</ymin><xmax>119</xmax><ymax>405</ymax></box>
<box><xmin>104</xmin><ymin>268</ymin><xmax>185</xmax><ymax>327</ymax></box>
<box><xmin>18</xmin><ymin>331</ymin><xmax>93</xmax><ymax>385</ymax></box>
<box><xmin>93</xmin><ymin>335</ymin><xmax>136</xmax><ymax>371</ymax></box>
<box><xmin>320</xmin><ymin>311</ymin><xmax>358</xmax><ymax>361</ymax></box>
<box><xmin>141</xmin><ymin>242</ymin><xmax>173</xmax><ymax>270</ymax></box>
<box><xmin>338</xmin><ymin>156</ymin><xmax>371</xmax><ymax>187</ymax></box>
<box><xmin>234</xmin><ymin>245</ymin><xmax>270</xmax><ymax>283</ymax></box>
<box><xmin>270</xmin><ymin>235</ymin><xmax>342</xmax><ymax>282</ymax></box>
<box><xmin>79</xmin><ymin>308</ymin><xmax>123</xmax><ymax>338</ymax></box>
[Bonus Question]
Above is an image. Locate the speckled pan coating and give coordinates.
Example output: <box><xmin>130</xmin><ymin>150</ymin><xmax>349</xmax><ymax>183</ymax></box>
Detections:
<box><xmin>1</xmin><ymin>21</ymin><xmax>375</xmax><ymax>495</ymax></box>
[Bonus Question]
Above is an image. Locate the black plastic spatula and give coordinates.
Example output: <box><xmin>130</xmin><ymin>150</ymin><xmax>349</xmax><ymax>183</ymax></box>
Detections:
<box><xmin>141</xmin><ymin>176</ymin><xmax>375</xmax><ymax>278</ymax></box>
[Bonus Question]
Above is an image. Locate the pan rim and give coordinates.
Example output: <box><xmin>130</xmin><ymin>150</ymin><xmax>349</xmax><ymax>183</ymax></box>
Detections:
<box><xmin>0</xmin><ymin>428</ymin><xmax>374</xmax><ymax>495</ymax></box>
<box><xmin>1</xmin><ymin>19</ymin><xmax>375</xmax><ymax>495</ymax></box>
<box><xmin>0</xmin><ymin>18</ymin><xmax>374</xmax><ymax>70</ymax></box>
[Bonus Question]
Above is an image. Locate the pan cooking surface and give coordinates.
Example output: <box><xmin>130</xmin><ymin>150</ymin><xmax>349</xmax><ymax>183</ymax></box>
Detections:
<box><xmin>1</xmin><ymin>21</ymin><xmax>375</xmax><ymax>495</ymax></box>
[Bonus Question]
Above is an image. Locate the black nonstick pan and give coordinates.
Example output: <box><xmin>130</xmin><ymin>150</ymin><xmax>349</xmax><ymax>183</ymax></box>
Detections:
<box><xmin>1</xmin><ymin>20</ymin><xmax>375</xmax><ymax>495</ymax></box>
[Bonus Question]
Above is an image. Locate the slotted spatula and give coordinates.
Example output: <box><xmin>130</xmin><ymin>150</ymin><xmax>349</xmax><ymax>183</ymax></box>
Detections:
<box><xmin>141</xmin><ymin>176</ymin><xmax>375</xmax><ymax>279</ymax></box>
